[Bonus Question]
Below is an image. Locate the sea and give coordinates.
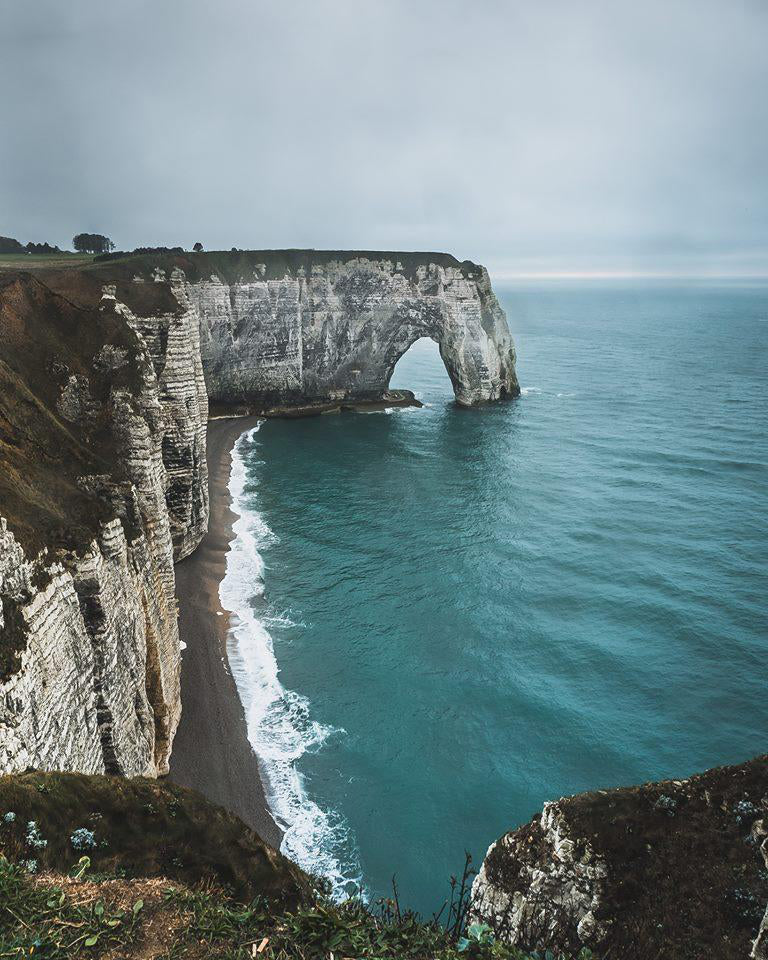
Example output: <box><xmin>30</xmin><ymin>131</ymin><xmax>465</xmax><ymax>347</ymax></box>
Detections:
<box><xmin>220</xmin><ymin>280</ymin><xmax>768</xmax><ymax>915</ymax></box>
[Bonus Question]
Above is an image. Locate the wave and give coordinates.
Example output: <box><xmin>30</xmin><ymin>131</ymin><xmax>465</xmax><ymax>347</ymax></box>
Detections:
<box><xmin>220</xmin><ymin>424</ymin><xmax>365</xmax><ymax>899</ymax></box>
<box><xmin>521</xmin><ymin>386</ymin><xmax>578</xmax><ymax>399</ymax></box>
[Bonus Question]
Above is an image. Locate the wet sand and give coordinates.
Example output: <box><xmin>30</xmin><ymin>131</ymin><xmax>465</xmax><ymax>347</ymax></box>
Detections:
<box><xmin>167</xmin><ymin>417</ymin><xmax>281</xmax><ymax>849</ymax></box>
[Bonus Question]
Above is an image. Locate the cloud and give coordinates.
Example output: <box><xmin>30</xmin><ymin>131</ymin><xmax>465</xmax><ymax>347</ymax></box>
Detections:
<box><xmin>1</xmin><ymin>0</ymin><xmax>766</xmax><ymax>275</ymax></box>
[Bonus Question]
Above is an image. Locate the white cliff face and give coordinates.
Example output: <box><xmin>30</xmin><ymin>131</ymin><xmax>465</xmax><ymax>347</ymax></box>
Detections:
<box><xmin>186</xmin><ymin>257</ymin><xmax>518</xmax><ymax>406</ymax></box>
<box><xmin>0</xmin><ymin>522</ymin><xmax>103</xmax><ymax>774</ymax></box>
<box><xmin>471</xmin><ymin>799</ymin><xmax>607</xmax><ymax>951</ymax></box>
<box><xmin>116</xmin><ymin>271</ymin><xmax>209</xmax><ymax>559</ymax></box>
<box><xmin>0</xmin><ymin>281</ymin><xmax>208</xmax><ymax>778</ymax></box>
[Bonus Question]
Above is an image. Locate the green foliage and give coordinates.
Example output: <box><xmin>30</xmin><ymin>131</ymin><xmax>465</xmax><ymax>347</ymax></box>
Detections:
<box><xmin>162</xmin><ymin>886</ymin><xmax>537</xmax><ymax>959</ymax></box>
<box><xmin>160</xmin><ymin>881</ymin><xmax>597</xmax><ymax>960</ymax></box>
<box><xmin>0</xmin><ymin>857</ymin><xmax>143</xmax><ymax>957</ymax></box>
<box><xmin>72</xmin><ymin>233</ymin><xmax>114</xmax><ymax>254</ymax></box>
<box><xmin>0</xmin><ymin>856</ymin><xmax>594</xmax><ymax>960</ymax></box>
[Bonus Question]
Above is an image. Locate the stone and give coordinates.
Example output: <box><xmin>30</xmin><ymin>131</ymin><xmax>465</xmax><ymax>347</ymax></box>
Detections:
<box><xmin>182</xmin><ymin>255</ymin><xmax>519</xmax><ymax>407</ymax></box>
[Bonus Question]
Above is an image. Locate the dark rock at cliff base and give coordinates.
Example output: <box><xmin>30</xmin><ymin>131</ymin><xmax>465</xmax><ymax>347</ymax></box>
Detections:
<box><xmin>471</xmin><ymin>755</ymin><xmax>768</xmax><ymax>960</ymax></box>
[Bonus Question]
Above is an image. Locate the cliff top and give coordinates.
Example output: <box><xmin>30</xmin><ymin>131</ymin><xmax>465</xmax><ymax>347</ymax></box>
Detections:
<box><xmin>0</xmin><ymin>771</ymin><xmax>552</xmax><ymax>959</ymax></box>
<box><xmin>0</xmin><ymin>248</ymin><xmax>484</xmax><ymax>281</ymax></box>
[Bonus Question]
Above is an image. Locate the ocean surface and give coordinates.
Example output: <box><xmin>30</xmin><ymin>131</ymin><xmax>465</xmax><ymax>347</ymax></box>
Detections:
<box><xmin>222</xmin><ymin>280</ymin><xmax>768</xmax><ymax>914</ymax></box>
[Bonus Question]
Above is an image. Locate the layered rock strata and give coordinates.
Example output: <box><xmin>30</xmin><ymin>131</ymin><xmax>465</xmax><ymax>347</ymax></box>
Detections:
<box><xmin>185</xmin><ymin>254</ymin><xmax>519</xmax><ymax>406</ymax></box>
<box><xmin>0</xmin><ymin>272</ymin><xmax>207</xmax><ymax>777</ymax></box>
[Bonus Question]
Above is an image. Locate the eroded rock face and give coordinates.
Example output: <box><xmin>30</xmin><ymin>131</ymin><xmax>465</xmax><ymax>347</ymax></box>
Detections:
<box><xmin>185</xmin><ymin>256</ymin><xmax>519</xmax><ymax>406</ymax></box>
<box><xmin>471</xmin><ymin>798</ymin><xmax>607</xmax><ymax>953</ymax></box>
<box><xmin>0</xmin><ymin>274</ymin><xmax>207</xmax><ymax>777</ymax></box>
<box><xmin>472</xmin><ymin>756</ymin><xmax>768</xmax><ymax>960</ymax></box>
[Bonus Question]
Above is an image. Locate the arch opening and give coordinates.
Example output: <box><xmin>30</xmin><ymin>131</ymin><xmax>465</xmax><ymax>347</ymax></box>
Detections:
<box><xmin>388</xmin><ymin>337</ymin><xmax>454</xmax><ymax>401</ymax></box>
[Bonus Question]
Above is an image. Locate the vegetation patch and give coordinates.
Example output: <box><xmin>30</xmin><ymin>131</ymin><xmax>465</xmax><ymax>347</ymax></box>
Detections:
<box><xmin>0</xmin><ymin>773</ymin><xmax>599</xmax><ymax>959</ymax></box>
<box><xmin>0</xmin><ymin>857</ymin><xmax>595</xmax><ymax>960</ymax></box>
<box><xmin>0</xmin><ymin>772</ymin><xmax>306</xmax><ymax>907</ymax></box>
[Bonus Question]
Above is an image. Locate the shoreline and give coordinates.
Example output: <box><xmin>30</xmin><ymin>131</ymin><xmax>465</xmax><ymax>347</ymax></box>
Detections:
<box><xmin>167</xmin><ymin>416</ymin><xmax>282</xmax><ymax>849</ymax></box>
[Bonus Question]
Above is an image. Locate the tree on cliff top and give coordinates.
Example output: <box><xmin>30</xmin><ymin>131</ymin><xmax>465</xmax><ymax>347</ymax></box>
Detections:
<box><xmin>73</xmin><ymin>233</ymin><xmax>115</xmax><ymax>254</ymax></box>
<box><xmin>193</xmin><ymin>241</ymin><xmax>203</xmax><ymax>252</ymax></box>
<box><xmin>0</xmin><ymin>236</ymin><xmax>25</xmax><ymax>253</ymax></box>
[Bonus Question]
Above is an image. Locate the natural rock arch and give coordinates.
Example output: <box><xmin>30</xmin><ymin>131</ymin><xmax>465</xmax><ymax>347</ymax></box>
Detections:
<box><xmin>189</xmin><ymin>253</ymin><xmax>520</xmax><ymax>407</ymax></box>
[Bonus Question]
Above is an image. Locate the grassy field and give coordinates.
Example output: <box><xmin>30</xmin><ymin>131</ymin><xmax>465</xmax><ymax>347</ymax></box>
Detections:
<box><xmin>0</xmin><ymin>252</ymin><xmax>95</xmax><ymax>270</ymax></box>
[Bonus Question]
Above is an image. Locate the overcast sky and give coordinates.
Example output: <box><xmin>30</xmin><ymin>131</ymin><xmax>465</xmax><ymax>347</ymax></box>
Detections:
<box><xmin>2</xmin><ymin>0</ymin><xmax>766</xmax><ymax>277</ymax></box>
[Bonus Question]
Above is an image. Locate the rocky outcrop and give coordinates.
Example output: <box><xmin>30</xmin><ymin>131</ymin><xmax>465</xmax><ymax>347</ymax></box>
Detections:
<box><xmin>185</xmin><ymin>253</ymin><xmax>519</xmax><ymax>407</ymax></box>
<box><xmin>471</xmin><ymin>756</ymin><xmax>768</xmax><ymax>960</ymax></box>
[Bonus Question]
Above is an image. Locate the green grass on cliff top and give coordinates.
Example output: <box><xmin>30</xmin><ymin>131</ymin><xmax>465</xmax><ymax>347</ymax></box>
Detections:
<box><xmin>0</xmin><ymin>858</ymin><xmax>582</xmax><ymax>960</ymax></box>
<box><xmin>0</xmin><ymin>252</ymin><xmax>94</xmax><ymax>270</ymax></box>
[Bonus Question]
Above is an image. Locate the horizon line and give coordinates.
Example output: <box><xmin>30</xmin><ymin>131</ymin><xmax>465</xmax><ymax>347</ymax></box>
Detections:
<box><xmin>490</xmin><ymin>271</ymin><xmax>768</xmax><ymax>281</ymax></box>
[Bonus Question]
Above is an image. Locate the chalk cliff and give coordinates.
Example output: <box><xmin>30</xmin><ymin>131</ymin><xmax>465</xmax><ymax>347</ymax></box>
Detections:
<box><xmin>0</xmin><ymin>270</ymin><xmax>207</xmax><ymax>778</ymax></box>
<box><xmin>184</xmin><ymin>252</ymin><xmax>519</xmax><ymax>407</ymax></box>
<box><xmin>0</xmin><ymin>250</ymin><xmax>517</xmax><ymax>779</ymax></box>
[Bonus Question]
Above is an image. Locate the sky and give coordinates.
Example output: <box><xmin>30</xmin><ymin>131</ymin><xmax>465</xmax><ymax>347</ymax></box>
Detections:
<box><xmin>1</xmin><ymin>0</ymin><xmax>767</xmax><ymax>278</ymax></box>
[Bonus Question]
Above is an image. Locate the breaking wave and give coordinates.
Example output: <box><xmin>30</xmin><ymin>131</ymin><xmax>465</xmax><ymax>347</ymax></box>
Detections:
<box><xmin>220</xmin><ymin>424</ymin><xmax>364</xmax><ymax>899</ymax></box>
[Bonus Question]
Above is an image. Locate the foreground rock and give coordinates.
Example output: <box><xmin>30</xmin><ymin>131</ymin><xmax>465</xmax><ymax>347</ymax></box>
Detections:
<box><xmin>471</xmin><ymin>755</ymin><xmax>768</xmax><ymax>960</ymax></box>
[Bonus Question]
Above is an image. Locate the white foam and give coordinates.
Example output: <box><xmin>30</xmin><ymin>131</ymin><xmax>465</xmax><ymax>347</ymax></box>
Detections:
<box><xmin>220</xmin><ymin>424</ymin><xmax>364</xmax><ymax>899</ymax></box>
<box><xmin>520</xmin><ymin>386</ymin><xmax>542</xmax><ymax>396</ymax></box>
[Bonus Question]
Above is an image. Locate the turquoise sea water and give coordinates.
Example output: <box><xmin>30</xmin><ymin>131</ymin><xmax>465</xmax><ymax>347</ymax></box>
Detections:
<box><xmin>224</xmin><ymin>281</ymin><xmax>768</xmax><ymax>914</ymax></box>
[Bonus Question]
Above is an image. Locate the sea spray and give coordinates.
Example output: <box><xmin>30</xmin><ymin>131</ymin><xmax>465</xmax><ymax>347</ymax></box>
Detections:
<box><xmin>220</xmin><ymin>424</ymin><xmax>364</xmax><ymax>898</ymax></box>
